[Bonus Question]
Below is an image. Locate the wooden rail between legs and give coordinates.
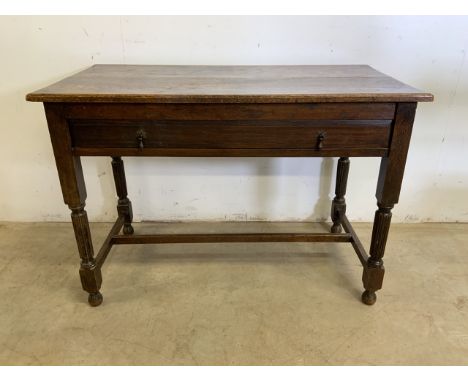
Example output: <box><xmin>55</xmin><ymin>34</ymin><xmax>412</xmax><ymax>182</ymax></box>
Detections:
<box><xmin>341</xmin><ymin>214</ymin><xmax>370</xmax><ymax>266</ymax></box>
<box><xmin>95</xmin><ymin>216</ymin><xmax>124</xmax><ymax>267</ymax></box>
<box><xmin>110</xmin><ymin>232</ymin><xmax>353</xmax><ymax>245</ymax></box>
<box><xmin>94</xmin><ymin>217</ymin><xmax>368</xmax><ymax>273</ymax></box>
<box><xmin>87</xmin><ymin>215</ymin><xmax>374</xmax><ymax>305</ymax></box>
<box><xmin>92</xmin><ymin>215</ymin><xmax>373</xmax><ymax>307</ymax></box>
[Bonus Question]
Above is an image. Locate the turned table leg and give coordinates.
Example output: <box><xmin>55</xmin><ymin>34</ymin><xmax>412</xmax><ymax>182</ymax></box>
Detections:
<box><xmin>45</xmin><ymin>104</ymin><xmax>103</xmax><ymax>306</ymax></box>
<box><xmin>70</xmin><ymin>202</ymin><xmax>103</xmax><ymax>307</ymax></box>
<box><xmin>362</xmin><ymin>203</ymin><xmax>392</xmax><ymax>305</ymax></box>
<box><xmin>58</xmin><ymin>160</ymin><xmax>103</xmax><ymax>306</ymax></box>
<box><xmin>361</xmin><ymin>102</ymin><xmax>417</xmax><ymax>305</ymax></box>
<box><xmin>111</xmin><ymin>157</ymin><xmax>134</xmax><ymax>235</ymax></box>
<box><xmin>331</xmin><ymin>157</ymin><xmax>350</xmax><ymax>233</ymax></box>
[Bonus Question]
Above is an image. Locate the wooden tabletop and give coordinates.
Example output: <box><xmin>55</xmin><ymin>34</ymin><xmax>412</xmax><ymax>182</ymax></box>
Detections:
<box><xmin>26</xmin><ymin>65</ymin><xmax>433</xmax><ymax>103</ymax></box>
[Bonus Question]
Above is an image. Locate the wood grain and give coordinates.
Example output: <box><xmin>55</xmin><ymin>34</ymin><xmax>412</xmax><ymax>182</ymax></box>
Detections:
<box><xmin>361</xmin><ymin>103</ymin><xmax>418</xmax><ymax>304</ymax></box>
<box><xmin>27</xmin><ymin>65</ymin><xmax>433</xmax><ymax>103</ymax></box>
<box><xmin>62</xmin><ymin>102</ymin><xmax>397</xmax><ymax>120</ymax></box>
<box><xmin>331</xmin><ymin>157</ymin><xmax>350</xmax><ymax>233</ymax></box>
<box><xmin>71</xmin><ymin>147</ymin><xmax>389</xmax><ymax>157</ymax></box>
<box><xmin>111</xmin><ymin>232</ymin><xmax>353</xmax><ymax>244</ymax></box>
<box><xmin>376</xmin><ymin>103</ymin><xmax>418</xmax><ymax>205</ymax></box>
<box><xmin>69</xmin><ymin>119</ymin><xmax>392</xmax><ymax>150</ymax></box>
<box><xmin>31</xmin><ymin>65</ymin><xmax>432</xmax><ymax>306</ymax></box>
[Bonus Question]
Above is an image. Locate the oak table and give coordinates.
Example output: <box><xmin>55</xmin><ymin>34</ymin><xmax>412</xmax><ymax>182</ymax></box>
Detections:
<box><xmin>27</xmin><ymin>65</ymin><xmax>433</xmax><ymax>307</ymax></box>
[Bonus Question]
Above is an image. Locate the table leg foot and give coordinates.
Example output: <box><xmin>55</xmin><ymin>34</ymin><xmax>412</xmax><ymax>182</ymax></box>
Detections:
<box><xmin>331</xmin><ymin>223</ymin><xmax>342</xmax><ymax>233</ymax></box>
<box><xmin>361</xmin><ymin>290</ymin><xmax>377</xmax><ymax>305</ymax></box>
<box><xmin>123</xmin><ymin>223</ymin><xmax>134</xmax><ymax>235</ymax></box>
<box><xmin>88</xmin><ymin>292</ymin><xmax>103</xmax><ymax>307</ymax></box>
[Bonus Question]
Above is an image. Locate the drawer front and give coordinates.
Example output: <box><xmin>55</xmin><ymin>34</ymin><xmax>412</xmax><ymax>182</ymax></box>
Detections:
<box><xmin>69</xmin><ymin>119</ymin><xmax>392</xmax><ymax>150</ymax></box>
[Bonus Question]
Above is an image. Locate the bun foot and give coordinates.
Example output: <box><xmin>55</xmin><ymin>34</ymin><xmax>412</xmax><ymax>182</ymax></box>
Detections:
<box><xmin>361</xmin><ymin>290</ymin><xmax>377</xmax><ymax>305</ymax></box>
<box><xmin>88</xmin><ymin>292</ymin><xmax>103</xmax><ymax>307</ymax></box>
<box><xmin>123</xmin><ymin>224</ymin><xmax>134</xmax><ymax>235</ymax></box>
<box><xmin>331</xmin><ymin>223</ymin><xmax>342</xmax><ymax>233</ymax></box>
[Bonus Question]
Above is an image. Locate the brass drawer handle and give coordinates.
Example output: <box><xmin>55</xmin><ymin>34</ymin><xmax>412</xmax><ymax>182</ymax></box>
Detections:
<box><xmin>136</xmin><ymin>130</ymin><xmax>146</xmax><ymax>149</ymax></box>
<box><xmin>316</xmin><ymin>131</ymin><xmax>326</xmax><ymax>150</ymax></box>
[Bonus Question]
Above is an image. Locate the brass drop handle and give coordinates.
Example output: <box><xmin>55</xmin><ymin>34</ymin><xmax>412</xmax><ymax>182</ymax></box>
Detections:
<box><xmin>316</xmin><ymin>132</ymin><xmax>326</xmax><ymax>150</ymax></box>
<box><xmin>136</xmin><ymin>130</ymin><xmax>146</xmax><ymax>149</ymax></box>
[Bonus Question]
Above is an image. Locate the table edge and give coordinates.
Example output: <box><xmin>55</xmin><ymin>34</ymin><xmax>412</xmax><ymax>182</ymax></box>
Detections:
<box><xmin>26</xmin><ymin>93</ymin><xmax>434</xmax><ymax>103</ymax></box>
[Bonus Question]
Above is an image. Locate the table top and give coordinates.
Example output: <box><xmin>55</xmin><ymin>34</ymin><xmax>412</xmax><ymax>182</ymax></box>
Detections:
<box><xmin>26</xmin><ymin>64</ymin><xmax>433</xmax><ymax>104</ymax></box>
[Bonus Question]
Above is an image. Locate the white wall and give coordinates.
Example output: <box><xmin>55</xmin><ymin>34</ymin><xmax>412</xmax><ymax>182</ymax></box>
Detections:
<box><xmin>0</xmin><ymin>16</ymin><xmax>467</xmax><ymax>223</ymax></box>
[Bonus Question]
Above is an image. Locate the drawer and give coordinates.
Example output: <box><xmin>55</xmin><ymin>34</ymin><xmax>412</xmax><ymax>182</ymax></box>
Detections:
<box><xmin>69</xmin><ymin>119</ymin><xmax>392</xmax><ymax>150</ymax></box>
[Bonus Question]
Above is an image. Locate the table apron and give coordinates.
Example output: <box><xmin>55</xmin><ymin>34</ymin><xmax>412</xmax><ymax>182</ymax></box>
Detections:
<box><xmin>71</xmin><ymin>147</ymin><xmax>389</xmax><ymax>157</ymax></box>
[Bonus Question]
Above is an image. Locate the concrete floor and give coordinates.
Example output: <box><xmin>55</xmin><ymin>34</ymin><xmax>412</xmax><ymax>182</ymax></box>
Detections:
<box><xmin>0</xmin><ymin>221</ymin><xmax>467</xmax><ymax>365</ymax></box>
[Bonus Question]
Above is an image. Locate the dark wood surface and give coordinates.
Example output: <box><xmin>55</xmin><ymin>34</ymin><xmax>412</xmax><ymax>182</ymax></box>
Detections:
<box><xmin>44</xmin><ymin>103</ymin><xmax>103</xmax><ymax>307</ymax></box>
<box><xmin>69</xmin><ymin>119</ymin><xmax>392</xmax><ymax>150</ymax></box>
<box><xmin>331</xmin><ymin>157</ymin><xmax>350</xmax><ymax>233</ymax></box>
<box><xmin>27</xmin><ymin>65</ymin><xmax>433</xmax><ymax>103</ymax></box>
<box><xmin>30</xmin><ymin>65</ymin><xmax>433</xmax><ymax>307</ymax></box>
<box><xmin>361</xmin><ymin>102</ymin><xmax>418</xmax><ymax>305</ymax></box>
<box><xmin>61</xmin><ymin>100</ymin><xmax>395</xmax><ymax>157</ymax></box>
<box><xmin>62</xmin><ymin>102</ymin><xmax>397</xmax><ymax>120</ymax></box>
<box><xmin>111</xmin><ymin>157</ymin><xmax>134</xmax><ymax>235</ymax></box>
<box><xmin>71</xmin><ymin>147</ymin><xmax>390</xmax><ymax>158</ymax></box>
<box><xmin>111</xmin><ymin>232</ymin><xmax>352</xmax><ymax>245</ymax></box>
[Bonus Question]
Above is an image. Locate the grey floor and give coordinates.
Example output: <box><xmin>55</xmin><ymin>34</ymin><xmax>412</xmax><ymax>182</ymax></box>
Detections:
<box><xmin>0</xmin><ymin>221</ymin><xmax>467</xmax><ymax>365</ymax></box>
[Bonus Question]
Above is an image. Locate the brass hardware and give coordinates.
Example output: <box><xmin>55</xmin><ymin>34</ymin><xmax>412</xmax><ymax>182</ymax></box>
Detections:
<box><xmin>136</xmin><ymin>130</ymin><xmax>146</xmax><ymax>149</ymax></box>
<box><xmin>316</xmin><ymin>132</ymin><xmax>326</xmax><ymax>149</ymax></box>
